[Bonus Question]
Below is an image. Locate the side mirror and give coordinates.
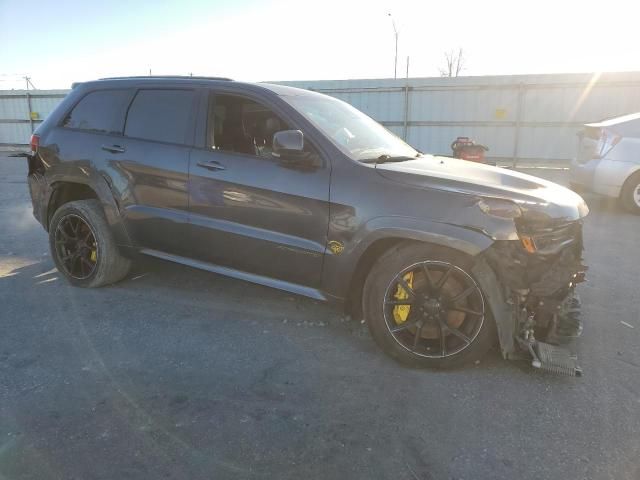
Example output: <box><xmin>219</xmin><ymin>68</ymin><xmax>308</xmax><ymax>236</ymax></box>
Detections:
<box><xmin>272</xmin><ymin>130</ymin><xmax>304</xmax><ymax>159</ymax></box>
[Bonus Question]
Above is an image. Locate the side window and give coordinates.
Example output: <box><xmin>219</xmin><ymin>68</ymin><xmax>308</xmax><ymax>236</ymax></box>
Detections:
<box><xmin>208</xmin><ymin>94</ymin><xmax>294</xmax><ymax>158</ymax></box>
<box><xmin>63</xmin><ymin>90</ymin><xmax>131</xmax><ymax>134</ymax></box>
<box><xmin>124</xmin><ymin>89</ymin><xmax>195</xmax><ymax>145</ymax></box>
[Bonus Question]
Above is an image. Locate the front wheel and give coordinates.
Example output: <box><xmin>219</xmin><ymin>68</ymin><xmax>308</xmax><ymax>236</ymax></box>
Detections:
<box><xmin>363</xmin><ymin>242</ymin><xmax>496</xmax><ymax>368</ymax></box>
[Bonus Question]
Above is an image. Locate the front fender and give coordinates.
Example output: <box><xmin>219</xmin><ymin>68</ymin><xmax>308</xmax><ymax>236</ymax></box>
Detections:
<box><xmin>321</xmin><ymin>215</ymin><xmax>494</xmax><ymax>300</ymax></box>
<box><xmin>471</xmin><ymin>257</ymin><xmax>516</xmax><ymax>358</ymax></box>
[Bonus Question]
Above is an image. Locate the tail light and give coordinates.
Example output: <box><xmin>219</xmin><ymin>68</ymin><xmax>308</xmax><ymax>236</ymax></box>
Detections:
<box><xmin>594</xmin><ymin>129</ymin><xmax>621</xmax><ymax>159</ymax></box>
<box><xmin>30</xmin><ymin>134</ymin><xmax>40</xmax><ymax>155</ymax></box>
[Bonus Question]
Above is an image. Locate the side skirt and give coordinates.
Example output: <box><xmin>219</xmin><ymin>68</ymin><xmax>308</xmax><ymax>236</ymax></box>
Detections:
<box><xmin>139</xmin><ymin>248</ymin><xmax>328</xmax><ymax>302</ymax></box>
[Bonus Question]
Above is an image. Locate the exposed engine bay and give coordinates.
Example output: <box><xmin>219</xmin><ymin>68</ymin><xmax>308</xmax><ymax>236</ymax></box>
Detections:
<box><xmin>474</xmin><ymin>219</ymin><xmax>587</xmax><ymax>376</ymax></box>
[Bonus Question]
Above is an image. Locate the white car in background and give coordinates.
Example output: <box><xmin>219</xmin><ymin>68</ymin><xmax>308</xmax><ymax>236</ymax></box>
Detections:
<box><xmin>570</xmin><ymin>113</ymin><xmax>640</xmax><ymax>214</ymax></box>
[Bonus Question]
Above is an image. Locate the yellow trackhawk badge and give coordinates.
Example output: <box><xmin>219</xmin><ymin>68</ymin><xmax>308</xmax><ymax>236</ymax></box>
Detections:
<box><xmin>328</xmin><ymin>240</ymin><xmax>344</xmax><ymax>255</ymax></box>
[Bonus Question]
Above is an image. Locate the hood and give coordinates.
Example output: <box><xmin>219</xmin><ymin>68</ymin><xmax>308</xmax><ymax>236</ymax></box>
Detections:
<box><xmin>375</xmin><ymin>156</ymin><xmax>589</xmax><ymax>222</ymax></box>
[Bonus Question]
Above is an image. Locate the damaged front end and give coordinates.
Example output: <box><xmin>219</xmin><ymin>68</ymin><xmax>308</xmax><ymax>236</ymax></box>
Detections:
<box><xmin>472</xmin><ymin>206</ymin><xmax>587</xmax><ymax>376</ymax></box>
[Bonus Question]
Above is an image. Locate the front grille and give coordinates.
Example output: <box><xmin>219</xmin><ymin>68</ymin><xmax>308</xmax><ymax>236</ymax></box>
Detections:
<box><xmin>529</xmin><ymin>221</ymin><xmax>581</xmax><ymax>255</ymax></box>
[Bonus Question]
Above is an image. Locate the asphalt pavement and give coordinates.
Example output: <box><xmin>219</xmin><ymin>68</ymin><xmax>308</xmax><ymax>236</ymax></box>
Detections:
<box><xmin>1</xmin><ymin>155</ymin><xmax>639</xmax><ymax>480</ymax></box>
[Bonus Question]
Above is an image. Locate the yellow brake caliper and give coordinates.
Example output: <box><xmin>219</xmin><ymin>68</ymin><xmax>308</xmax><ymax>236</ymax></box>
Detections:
<box><xmin>392</xmin><ymin>271</ymin><xmax>414</xmax><ymax>324</ymax></box>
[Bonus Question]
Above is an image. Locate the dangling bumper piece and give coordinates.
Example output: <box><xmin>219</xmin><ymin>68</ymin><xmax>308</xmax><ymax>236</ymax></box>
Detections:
<box><xmin>473</xmin><ymin>220</ymin><xmax>587</xmax><ymax>376</ymax></box>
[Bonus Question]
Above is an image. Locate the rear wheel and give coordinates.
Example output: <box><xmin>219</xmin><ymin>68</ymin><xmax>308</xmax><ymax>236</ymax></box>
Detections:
<box><xmin>363</xmin><ymin>242</ymin><xmax>496</xmax><ymax>368</ymax></box>
<box><xmin>49</xmin><ymin>200</ymin><xmax>131</xmax><ymax>287</ymax></box>
<box><xmin>620</xmin><ymin>172</ymin><xmax>640</xmax><ymax>214</ymax></box>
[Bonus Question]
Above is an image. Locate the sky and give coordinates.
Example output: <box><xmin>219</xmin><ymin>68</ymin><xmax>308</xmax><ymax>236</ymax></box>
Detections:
<box><xmin>1</xmin><ymin>0</ymin><xmax>639</xmax><ymax>89</ymax></box>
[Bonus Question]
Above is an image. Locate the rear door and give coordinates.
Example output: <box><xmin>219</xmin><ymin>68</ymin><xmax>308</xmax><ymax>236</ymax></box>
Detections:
<box><xmin>187</xmin><ymin>91</ymin><xmax>331</xmax><ymax>288</ymax></box>
<box><xmin>117</xmin><ymin>88</ymin><xmax>199</xmax><ymax>254</ymax></box>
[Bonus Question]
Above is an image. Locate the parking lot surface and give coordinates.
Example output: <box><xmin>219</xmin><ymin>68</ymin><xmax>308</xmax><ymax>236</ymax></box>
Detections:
<box><xmin>1</xmin><ymin>155</ymin><xmax>639</xmax><ymax>480</ymax></box>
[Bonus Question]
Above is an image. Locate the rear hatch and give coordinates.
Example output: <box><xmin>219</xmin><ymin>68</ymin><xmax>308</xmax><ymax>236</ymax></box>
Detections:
<box><xmin>576</xmin><ymin>112</ymin><xmax>640</xmax><ymax>164</ymax></box>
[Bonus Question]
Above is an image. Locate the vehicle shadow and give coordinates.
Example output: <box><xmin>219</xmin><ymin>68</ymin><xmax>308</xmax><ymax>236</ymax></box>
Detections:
<box><xmin>1</xmin><ymin>255</ymin><xmax>543</xmax><ymax>378</ymax></box>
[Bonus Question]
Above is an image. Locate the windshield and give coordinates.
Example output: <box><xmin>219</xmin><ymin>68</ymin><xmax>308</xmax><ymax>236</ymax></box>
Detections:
<box><xmin>283</xmin><ymin>94</ymin><xmax>419</xmax><ymax>161</ymax></box>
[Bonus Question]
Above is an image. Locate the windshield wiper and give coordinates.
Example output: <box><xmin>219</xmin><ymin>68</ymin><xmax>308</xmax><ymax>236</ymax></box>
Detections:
<box><xmin>361</xmin><ymin>154</ymin><xmax>416</xmax><ymax>164</ymax></box>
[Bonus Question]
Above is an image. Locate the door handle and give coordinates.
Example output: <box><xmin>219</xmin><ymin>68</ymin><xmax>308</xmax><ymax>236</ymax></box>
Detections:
<box><xmin>197</xmin><ymin>160</ymin><xmax>226</xmax><ymax>171</ymax></box>
<box><xmin>101</xmin><ymin>144</ymin><xmax>126</xmax><ymax>154</ymax></box>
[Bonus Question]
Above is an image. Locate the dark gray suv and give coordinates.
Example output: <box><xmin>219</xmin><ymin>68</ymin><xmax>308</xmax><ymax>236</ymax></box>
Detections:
<box><xmin>27</xmin><ymin>76</ymin><xmax>588</xmax><ymax>373</ymax></box>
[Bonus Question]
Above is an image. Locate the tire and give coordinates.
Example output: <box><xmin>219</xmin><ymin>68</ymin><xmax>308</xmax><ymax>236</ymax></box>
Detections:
<box><xmin>620</xmin><ymin>172</ymin><xmax>640</xmax><ymax>214</ymax></box>
<box><xmin>49</xmin><ymin>199</ymin><xmax>131</xmax><ymax>287</ymax></box>
<box><xmin>363</xmin><ymin>242</ymin><xmax>496</xmax><ymax>368</ymax></box>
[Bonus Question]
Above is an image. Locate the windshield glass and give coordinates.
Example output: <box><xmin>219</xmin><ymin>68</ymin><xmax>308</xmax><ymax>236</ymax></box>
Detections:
<box><xmin>283</xmin><ymin>94</ymin><xmax>419</xmax><ymax>161</ymax></box>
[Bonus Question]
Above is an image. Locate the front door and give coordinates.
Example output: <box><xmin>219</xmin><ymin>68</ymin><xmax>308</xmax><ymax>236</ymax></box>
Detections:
<box><xmin>188</xmin><ymin>92</ymin><xmax>330</xmax><ymax>287</ymax></box>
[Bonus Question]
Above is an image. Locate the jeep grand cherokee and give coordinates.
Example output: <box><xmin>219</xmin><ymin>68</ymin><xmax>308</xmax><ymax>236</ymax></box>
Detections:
<box><xmin>26</xmin><ymin>76</ymin><xmax>588</xmax><ymax>373</ymax></box>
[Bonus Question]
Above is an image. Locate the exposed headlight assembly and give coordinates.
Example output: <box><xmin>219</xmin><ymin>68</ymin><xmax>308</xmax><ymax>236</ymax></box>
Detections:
<box><xmin>477</xmin><ymin>198</ymin><xmax>522</xmax><ymax>219</ymax></box>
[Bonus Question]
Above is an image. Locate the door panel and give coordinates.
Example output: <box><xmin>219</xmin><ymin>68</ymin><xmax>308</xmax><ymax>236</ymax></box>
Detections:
<box><xmin>188</xmin><ymin>93</ymin><xmax>330</xmax><ymax>287</ymax></box>
<box><xmin>116</xmin><ymin>139</ymin><xmax>191</xmax><ymax>254</ymax></box>
<box><xmin>115</xmin><ymin>88</ymin><xmax>197</xmax><ymax>254</ymax></box>
<box><xmin>189</xmin><ymin>150</ymin><xmax>329</xmax><ymax>286</ymax></box>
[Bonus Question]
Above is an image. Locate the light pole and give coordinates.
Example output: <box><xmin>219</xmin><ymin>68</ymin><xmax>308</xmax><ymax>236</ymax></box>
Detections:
<box><xmin>388</xmin><ymin>13</ymin><xmax>398</xmax><ymax>79</ymax></box>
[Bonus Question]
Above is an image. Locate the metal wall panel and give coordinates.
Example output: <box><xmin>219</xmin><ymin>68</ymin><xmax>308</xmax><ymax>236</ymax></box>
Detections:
<box><xmin>0</xmin><ymin>123</ymin><xmax>32</xmax><ymax>145</ymax></box>
<box><xmin>0</xmin><ymin>90</ymin><xmax>67</xmax><ymax>145</ymax></box>
<box><xmin>3</xmin><ymin>75</ymin><xmax>640</xmax><ymax>164</ymax></box>
<box><xmin>30</xmin><ymin>96</ymin><xmax>68</xmax><ymax>118</ymax></box>
<box><xmin>279</xmin><ymin>72</ymin><xmax>640</xmax><ymax>164</ymax></box>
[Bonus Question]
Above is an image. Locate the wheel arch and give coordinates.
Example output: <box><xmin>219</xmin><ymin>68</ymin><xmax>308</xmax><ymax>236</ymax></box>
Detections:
<box><xmin>620</xmin><ymin>168</ymin><xmax>640</xmax><ymax>213</ymax></box>
<box><xmin>47</xmin><ymin>181</ymin><xmax>99</xmax><ymax>229</ymax></box>
<box><xmin>45</xmin><ymin>175</ymin><xmax>132</xmax><ymax>247</ymax></box>
<box><xmin>337</xmin><ymin>219</ymin><xmax>494</xmax><ymax>318</ymax></box>
<box><xmin>620</xmin><ymin>167</ymin><xmax>640</xmax><ymax>197</ymax></box>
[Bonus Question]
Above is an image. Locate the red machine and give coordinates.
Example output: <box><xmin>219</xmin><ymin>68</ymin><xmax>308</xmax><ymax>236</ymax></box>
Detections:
<box><xmin>451</xmin><ymin>137</ymin><xmax>489</xmax><ymax>163</ymax></box>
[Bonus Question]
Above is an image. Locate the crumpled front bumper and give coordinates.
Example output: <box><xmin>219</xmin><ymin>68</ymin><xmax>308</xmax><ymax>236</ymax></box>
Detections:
<box><xmin>473</xmin><ymin>220</ymin><xmax>587</xmax><ymax>375</ymax></box>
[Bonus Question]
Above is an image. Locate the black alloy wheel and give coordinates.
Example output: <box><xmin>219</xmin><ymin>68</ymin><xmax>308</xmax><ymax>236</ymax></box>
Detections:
<box><xmin>54</xmin><ymin>214</ymin><xmax>98</xmax><ymax>280</ymax></box>
<box><xmin>382</xmin><ymin>260</ymin><xmax>485</xmax><ymax>359</ymax></box>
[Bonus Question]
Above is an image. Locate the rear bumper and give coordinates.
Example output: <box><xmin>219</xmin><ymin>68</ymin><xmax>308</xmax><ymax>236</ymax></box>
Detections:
<box><xmin>570</xmin><ymin>157</ymin><xmax>635</xmax><ymax>199</ymax></box>
<box><xmin>26</xmin><ymin>156</ymin><xmax>48</xmax><ymax>228</ymax></box>
<box><xmin>569</xmin><ymin>158</ymin><xmax>599</xmax><ymax>192</ymax></box>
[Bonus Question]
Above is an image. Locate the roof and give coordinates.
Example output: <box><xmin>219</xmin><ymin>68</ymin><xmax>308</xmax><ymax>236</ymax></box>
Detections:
<box><xmin>98</xmin><ymin>75</ymin><xmax>233</xmax><ymax>82</ymax></box>
<box><xmin>586</xmin><ymin>112</ymin><xmax>640</xmax><ymax>127</ymax></box>
<box><xmin>74</xmin><ymin>76</ymin><xmax>321</xmax><ymax>99</ymax></box>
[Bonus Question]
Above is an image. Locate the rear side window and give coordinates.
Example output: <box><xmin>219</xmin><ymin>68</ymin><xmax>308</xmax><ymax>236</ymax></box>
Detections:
<box><xmin>63</xmin><ymin>90</ymin><xmax>131</xmax><ymax>134</ymax></box>
<box><xmin>124</xmin><ymin>89</ymin><xmax>195</xmax><ymax>145</ymax></box>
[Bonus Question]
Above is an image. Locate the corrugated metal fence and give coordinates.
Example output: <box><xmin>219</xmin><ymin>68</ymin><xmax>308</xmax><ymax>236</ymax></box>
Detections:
<box><xmin>2</xmin><ymin>72</ymin><xmax>640</xmax><ymax>164</ymax></box>
<box><xmin>278</xmin><ymin>72</ymin><xmax>640</xmax><ymax>165</ymax></box>
<box><xmin>0</xmin><ymin>90</ymin><xmax>68</xmax><ymax>148</ymax></box>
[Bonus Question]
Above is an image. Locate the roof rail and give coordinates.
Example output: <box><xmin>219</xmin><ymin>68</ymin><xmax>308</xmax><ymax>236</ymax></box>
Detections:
<box><xmin>98</xmin><ymin>75</ymin><xmax>233</xmax><ymax>81</ymax></box>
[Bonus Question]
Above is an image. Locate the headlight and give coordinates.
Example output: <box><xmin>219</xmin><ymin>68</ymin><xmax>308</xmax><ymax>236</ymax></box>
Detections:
<box><xmin>477</xmin><ymin>198</ymin><xmax>522</xmax><ymax>219</ymax></box>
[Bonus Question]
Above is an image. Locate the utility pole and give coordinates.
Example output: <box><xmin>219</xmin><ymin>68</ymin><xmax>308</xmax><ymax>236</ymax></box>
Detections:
<box><xmin>23</xmin><ymin>76</ymin><xmax>36</xmax><ymax>90</ymax></box>
<box><xmin>388</xmin><ymin>13</ymin><xmax>398</xmax><ymax>79</ymax></box>
<box><xmin>402</xmin><ymin>56</ymin><xmax>410</xmax><ymax>140</ymax></box>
